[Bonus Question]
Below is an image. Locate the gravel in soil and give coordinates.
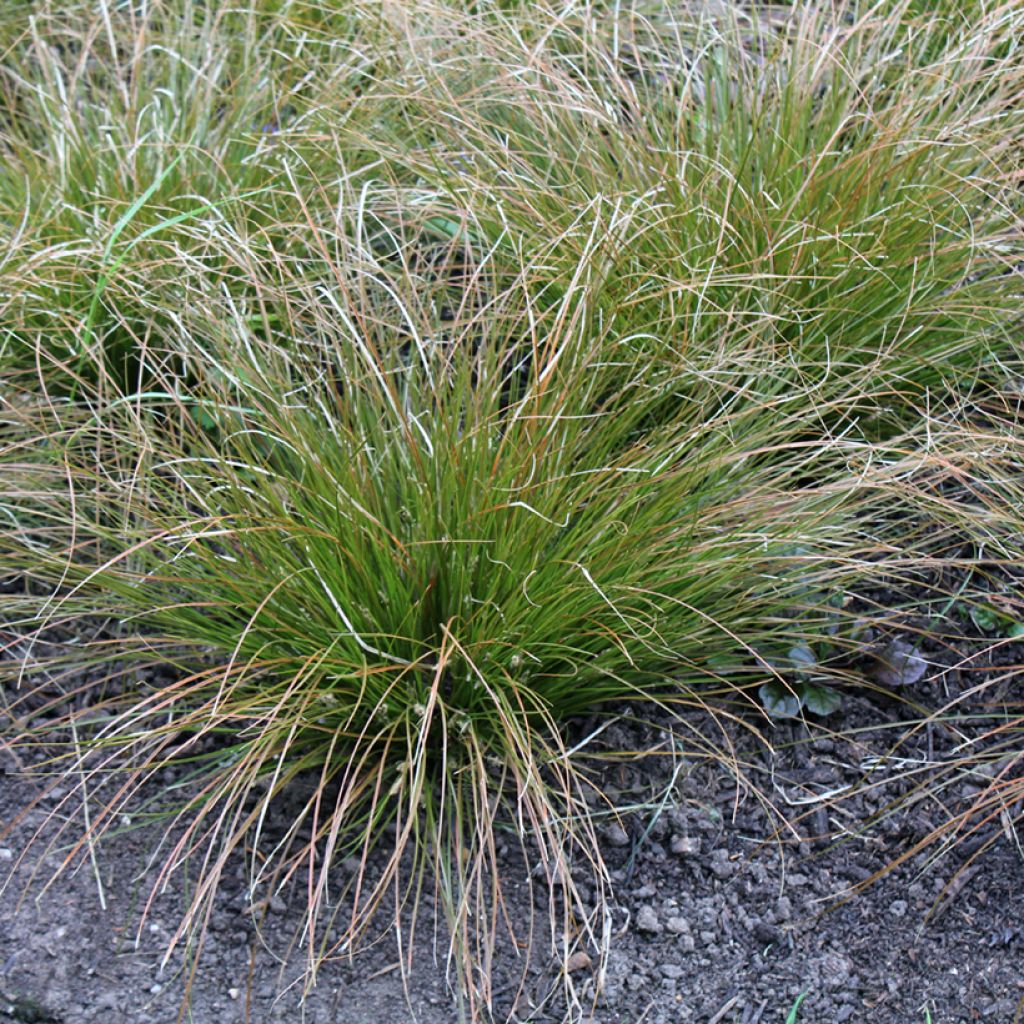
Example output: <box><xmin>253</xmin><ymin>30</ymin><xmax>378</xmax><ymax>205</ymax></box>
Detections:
<box><xmin>2</xmin><ymin>626</ymin><xmax>1023</xmax><ymax>1023</ymax></box>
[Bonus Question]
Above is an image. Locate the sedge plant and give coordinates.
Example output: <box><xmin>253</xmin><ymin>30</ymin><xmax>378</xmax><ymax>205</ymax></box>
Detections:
<box><xmin>1</xmin><ymin>0</ymin><xmax>1024</xmax><ymax>1020</ymax></box>
<box><xmin>351</xmin><ymin>0</ymin><xmax>1024</xmax><ymax>439</ymax></box>
<box><xmin>0</xmin><ymin>0</ymin><xmax>387</xmax><ymax>395</ymax></box>
<box><xmin>0</xmin><ymin>197</ymin><xmax>984</xmax><ymax>1018</ymax></box>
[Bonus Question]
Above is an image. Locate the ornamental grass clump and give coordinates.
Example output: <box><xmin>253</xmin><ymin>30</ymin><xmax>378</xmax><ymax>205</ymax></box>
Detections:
<box><xmin>358</xmin><ymin>0</ymin><xmax>1024</xmax><ymax>436</ymax></box>
<box><xmin>0</xmin><ymin>204</ymin><xmax>961</xmax><ymax>1014</ymax></box>
<box><xmin>0</xmin><ymin>0</ymin><xmax>382</xmax><ymax>394</ymax></box>
<box><xmin>1</xmin><ymin>0</ymin><xmax>1024</xmax><ymax>1020</ymax></box>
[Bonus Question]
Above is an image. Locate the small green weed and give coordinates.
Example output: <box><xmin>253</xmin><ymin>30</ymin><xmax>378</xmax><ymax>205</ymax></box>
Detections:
<box><xmin>785</xmin><ymin>993</ymin><xmax>808</xmax><ymax>1024</ymax></box>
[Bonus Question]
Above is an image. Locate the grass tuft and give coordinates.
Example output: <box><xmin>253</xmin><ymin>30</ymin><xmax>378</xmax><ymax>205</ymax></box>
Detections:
<box><xmin>1</xmin><ymin>0</ymin><xmax>1023</xmax><ymax>1019</ymax></box>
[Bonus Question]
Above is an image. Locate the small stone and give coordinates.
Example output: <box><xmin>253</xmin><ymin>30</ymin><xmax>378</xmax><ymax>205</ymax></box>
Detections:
<box><xmin>149</xmin><ymin>984</ymin><xmax>162</xmax><ymax>995</ymax></box>
<box><xmin>753</xmin><ymin>922</ymin><xmax>783</xmax><ymax>947</ymax></box>
<box><xmin>670</xmin><ymin>835</ymin><xmax>700</xmax><ymax>857</ymax></box>
<box><xmin>269</xmin><ymin>896</ymin><xmax>287</xmax><ymax>915</ymax></box>
<box><xmin>709</xmin><ymin>850</ymin><xmax>736</xmax><ymax>880</ymax></box>
<box><xmin>228</xmin><ymin>988</ymin><xmax>240</xmax><ymax>1001</ymax></box>
<box><xmin>889</xmin><ymin>899</ymin><xmax>908</xmax><ymax>918</ymax></box>
<box><xmin>565</xmin><ymin>951</ymin><xmax>592</xmax><ymax>974</ymax></box>
<box><xmin>820</xmin><ymin>951</ymin><xmax>853</xmax><ymax>990</ymax></box>
<box><xmin>659</xmin><ymin>964</ymin><xmax>685</xmax><ymax>980</ymax></box>
<box><xmin>986</xmin><ymin>1000</ymin><xmax>1017</xmax><ymax>1017</ymax></box>
<box><xmin>636</xmin><ymin>905</ymin><xmax>662</xmax><ymax>933</ymax></box>
<box><xmin>603</xmin><ymin>823</ymin><xmax>631</xmax><ymax>848</ymax></box>
<box><xmin>0</xmin><ymin>849</ymin><xmax>12</xmax><ymax>862</ymax></box>
<box><xmin>626</xmin><ymin>972</ymin><xmax>647</xmax><ymax>993</ymax></box>
<box><xmin>665</xmin><ymin>916</ymin><xmax>692</xmax><ymax>935</ymax></box>
<box><xmin>837</xmin><ymin>862</ymin><xmax>871</xmax><ymax>884</ymax></box>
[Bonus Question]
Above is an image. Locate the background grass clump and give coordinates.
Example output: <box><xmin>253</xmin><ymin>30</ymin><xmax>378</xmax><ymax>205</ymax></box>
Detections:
<box><xmin>1</xmin><ymin>0</ymin><xmax>1023</xmax><ymax>1020</ymax></box>
<box><xmin>359</xmin><ymin>0</ymin><xmax>1023</xmax><ymax>434</ymax></box>
<box><xmin>0</xmin><ymin>0</ymin><xmax>387</xmax><ymax>394</ymax></box>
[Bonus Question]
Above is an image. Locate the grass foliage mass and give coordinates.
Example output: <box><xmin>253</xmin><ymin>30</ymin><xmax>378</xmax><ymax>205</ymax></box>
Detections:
<box><xmin>1</xmin><ymin>1</ymin><xmax>1022</xmax><ymax>1019</ymax></box>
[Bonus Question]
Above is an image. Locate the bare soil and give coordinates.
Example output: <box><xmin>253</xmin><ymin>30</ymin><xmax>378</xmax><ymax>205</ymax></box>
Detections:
<box><xmin>2</xmin><ymin>622</ymin><xmax>1023</xmax><ymax>1024</ymax></box>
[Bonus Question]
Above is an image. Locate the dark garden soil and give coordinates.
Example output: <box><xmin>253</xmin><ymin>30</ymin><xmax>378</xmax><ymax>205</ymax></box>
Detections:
<box><xmin>2</xmin><ymin>621</ymin><xmax>1023</xmax><ymax>1024</ymax></box>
